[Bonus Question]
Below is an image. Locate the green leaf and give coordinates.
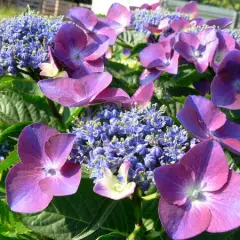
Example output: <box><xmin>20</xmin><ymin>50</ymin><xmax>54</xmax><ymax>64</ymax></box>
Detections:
<box><xmin>21</xmin><ymin>177</ymin><xmax>135</xmax><ymax>240</ymax></box>
<box><xmin>0</xmin><ymin>90</ymin><xmax>53</xmax><ymax>125</ymax></box>
<box><xmin>0</xmin><ymin>199</ymin><xmax>30</xmax><ymax>236</ymax></box>
<box><xmin>116</xmin><ymin>30</ymin><xmax>146</xmax><ymax>48</ymax></box>
<box><xmin>0</xmin><ymin>75</ymin><xmax>41</xmax><ymax>95</ymax></box>
<box><xmin>0</xmin><ymin>147</ymin><xmax>20</xmax><ymax>172</ymax></box>
<box><xmin>96</xmin><ymin>232</ymin><xmax>125</xmax><ymax>240</ymax></box>
<box><xmin>141</xmin><ymin>194</ymin><xmax>161</xmax><ymax>232</ymax></box>
<box><xmin>0</xmin><ymin>122</ymin><xmax>30</xmax><ymax>144</ymax></box>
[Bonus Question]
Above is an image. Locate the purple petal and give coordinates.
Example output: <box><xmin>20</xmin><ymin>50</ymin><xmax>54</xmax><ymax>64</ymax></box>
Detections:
<box><xmin>70</xmin><ymin>58</ymin><xmax>104</xmax><ymax>78</ymax></box>
<box><xmin>94</xmin><ymin>21</ymin><xmax>117</xmax><ymax>45</ymax></box>
<box><xmin>174</xmin><ymin>41</ymin><xmax>195</xmax><ymax>62</ymax></box>
<box><xmin>54</xmin><ymin>23</ymin><xmax>88</xmax><ymax>70</ymax></box>
<box><xmin>38</xmin><ymin>72</ymin><xmax>112</xmax><ymax>107</ymax></box>
<box><xmin>159</xmin><ymin>198</ymin><xmax>211</xmax><ymax>239</ymax></box>
<box><xmin>212</xmin><ymin>50</ymin><xmax>240</xmax><ymax>109</ymax></box>
<box><xmin>154</xmin><ymin>164</ymin><xmax>195</xmax><ymax>205</ymax></box>
<box><xmin>83</xmin><ymin>33</ymin><xmax>109</xmax><ymax>61</ymax></box>
<box><xmin>180</xmin><ymin>140</ymin><xmax>229</xmax><ymax>192</ymax></box>
<box><xmin>45</xmin><ymin>134</ymin><xmax>76</xmax><ymax>168</ymax></box>
<box><xmin>39</xmin><ymin>162</ymin><xmax>81</xmax><ymax>196</ymax></box>
<box><xmin>18</xmin><ymin>123</ymin><xmax>58</xmax><ymax>165</ymax></box>
<box><xmin>66</xmin><ymin>7</ymin><xmax>98</xmax><ymax>31</ymax></box>
<box><xmin>177</xmin><ymin>96</ymin><xmax>226</xmax><ymax>140</ymax></box>
<box><xmin>139</xmin><ymin>43</ymin><xmax>166</xmax><ymax>68</ymax></box>
<box><xmin>139</xmin><ymin>68</ymin><xmax>162</xmax><ymax>85</ymax></box>
<box><xmin>171</xmin><ymin>18</ymin><xmax>190</xmax><ymax>32</ymax></box>
<box><xmin>176</xmin><ymin>1</ymin><xmax>198</xmax><ymax>18</ymax></box>
<box><xmin>206</xmin><ymin>170</ymin><xmax>240</xmax><ymax>232</ymax></box>
<box><xmin>214</xmin><ymin>120</ymin><xmax>240</xmax><ymax>155</ymax></box>
<box><xmin>123</xmin><ymin>82</ymin><xmax>154</xmax><ymax>109</ymax></box>
<box><xmin>211</xmin><ymin>31</ymin><xmax>235</xmax><ymax>71</ymax></box>
<box><xmin>160</xmin><ymin>50</ymin><xmax>179</xmax><ymax>74</ymax></box>
<box><xmin>107</xmin><ymin>3</ymin><xmax>131</xmax><ymax>28</ymax></box>
<box><xmin>92</xmin><ymin>88</ymin><xmax>130</xmax><ymax>104</ymax></box>
<box><xmin>206</xmin><ymin>18</ymin><xmax>232</xmax><ymax>29</ymax></box>
<box><xmin>6</xmin><ymin>163</ymin><xmax>52</xmax><ymax>213</ymax></box>
<box><xmin>211</xmin><ymin>75</ymin><xmax>237</xmax><ymax>109</ymax></box>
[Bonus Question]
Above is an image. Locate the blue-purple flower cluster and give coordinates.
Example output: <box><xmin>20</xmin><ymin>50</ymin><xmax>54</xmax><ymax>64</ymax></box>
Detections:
<box><xmin>131</xmin><ymin>9</ymin><xmax>189</xmax><ymax>33</ymax></box>
<box><xmin>70</xmin><ymin>104</ymin><xmax>195</xmax><ymax>191</ymax></box>
<box><xmin>0</xmin><ymin>10</ymin><xmax>62</xmax><ymax>76</ymax></box>
<box><xmin>0</xmin><ymin>141</ymin><xmax>9</xmax><ymax>161</ymax></box>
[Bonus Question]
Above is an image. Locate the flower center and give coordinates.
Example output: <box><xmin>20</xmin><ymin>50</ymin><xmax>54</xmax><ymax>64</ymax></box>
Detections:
<box><xmin>113</xmin><ymin>183</ymin><xmax>125</xmax><ymax>192</ymax></box>
<box><xmin>45</xmin><ymin>168</ymin><xmax>57</xmax><ymax>176</ymax></box>
<box><xmin>194</xmin><ymin>50</ymin><xmax>201</xmax><ymax>58</ymax></box>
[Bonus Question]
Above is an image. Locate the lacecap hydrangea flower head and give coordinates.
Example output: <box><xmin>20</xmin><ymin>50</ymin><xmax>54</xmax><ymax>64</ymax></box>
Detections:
<box><xmin>0</xmin><ymin>9</ymin><xmax>62</xmax><ymax>76</ymax></box>
<box><xmin>70</xmin><ymin>104</ymin><xmax>196</xmax><ymax>193</ymax></box>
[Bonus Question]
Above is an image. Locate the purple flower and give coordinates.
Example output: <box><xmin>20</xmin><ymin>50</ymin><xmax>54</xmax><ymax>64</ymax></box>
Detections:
<box><xmin>54</xmin><ymin>23</ymin><xmax>108</xmax><ymax>76</ymax></box>
<box><xmin>211</xmin><ymin>50</ymin><xmax>240</xmax><ymax>109</ymax></box>
<box><xmin>211</xmin><ymin>30</ymin><xmax>235</xmax><ymax>71</ymax></box>
<box><xmin>130</xmin><ymin>2</ymin><xmax>159</xmax><ymax>11</ymax></box>
<box><xmin>139</xmin><ymin>41</ymin><xmax>179</xmax><ymax>85</ymax></box>
<box><xmin>174</xmin><ymin>28</ymin><xmax>218</xmax><ymax>73</ymax></box>
<box><xmin>154</xmin><ymin>140</ymin><xmax>240</xmax><ymax>239</ymax></box>
<box><xmin>177</xmin><ymin>95</ymin><xmax>240</xmax><ymax>154</ymax></box>
<box><xmin>6</xmin><ymin>123</ymin><xmax>81</xmax><ymax>213</ymax></box>
<box><xmin>66</xmin><ymin>3</ymin><xmax>131</xmax><ymax>45</ymax></box>
<box><xmin>38</xmin><ymin>72</ymin><xmax>112</xmax><ymax>107</ymax></box>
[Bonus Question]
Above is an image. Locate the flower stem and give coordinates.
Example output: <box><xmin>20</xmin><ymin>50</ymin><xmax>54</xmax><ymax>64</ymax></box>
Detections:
<box><xmin>46</xmin><ymin>98</ymin><xmax>65</xmax><ymax>131</ymax></box>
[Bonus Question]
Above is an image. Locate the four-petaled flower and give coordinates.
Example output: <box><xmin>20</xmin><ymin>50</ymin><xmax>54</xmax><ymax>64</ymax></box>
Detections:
<box><xmin>154</xmin><ymin>140</ymin><xmax>240</xmax><ymax>239</ymax></box>
<box><xmin>177</xmin><ymin>95</ymin><xmax>240</xmax><ymax>155</ymax></box>
<box><xmin>211</xmin><ymin>50</ymin><xmax>240</xmax><ymax>109</ymax></box>
<box><xmin>94</xmin><ymin>161</ymin><xmax>136</xmax><ymax>200</ymax></box>
<box><xmin>139</xmin><ymin>41</ymin><xmax>179</xmax><ymax>85</ymax></box>
<box><xmin>6</xmin><ymin>123</ymin><xmax>81</xmax><ymax>213</ymax></box>
<box><xmin>174</xmin><ymin>29</ymin><xmax>218</xmax><ymax>73</ymax></box>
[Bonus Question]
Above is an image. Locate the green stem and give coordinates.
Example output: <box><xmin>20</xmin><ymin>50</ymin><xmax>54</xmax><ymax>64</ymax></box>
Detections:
<box><xmin>141</xmin><ymin>192</ymin><xmax>160</xmax><ymax>201</ymax></box>
<box><xmin>127</xmin><ymin>224</ymin><xmax>144</xmax><ymax>240</ymax></box>
<box><xmin>66</xmin><ymin>107</ymin><xmax>84</xmax><ymax>128</ymax></box>
<box><xmin>46</xmin><ymin>98</ymin><xmax>65</xmax><ymax>131</ymax></box>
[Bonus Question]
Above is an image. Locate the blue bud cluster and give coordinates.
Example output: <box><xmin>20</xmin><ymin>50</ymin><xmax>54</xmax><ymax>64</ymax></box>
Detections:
<box><xmin>0</xmin><ymin>141</ymin><xmax>9</xmax><ymax>161</ymax></box>
<box><xmin>0</xmin><ymin>10</ymin><xmax>62</xmax><ymax>76</ymax></box>
<box><xmin>70</xmin><ymin>104</ymin><xmax>195</xmax><ymax>191</ymax></box>
<box><xmin>131</xmin><ymin>9</ymin><xmax>190</xmax><ymax>33</ymax></box>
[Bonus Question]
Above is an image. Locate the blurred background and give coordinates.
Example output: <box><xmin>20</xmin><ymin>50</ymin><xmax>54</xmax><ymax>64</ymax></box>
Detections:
<box><xmin>0</xmin><ymin>0</ymin><xmax>239</xmax><ymax>27</ymax></box>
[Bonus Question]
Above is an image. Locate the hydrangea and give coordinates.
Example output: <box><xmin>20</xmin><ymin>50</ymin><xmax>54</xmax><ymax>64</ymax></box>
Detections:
<box><xmin>70</xmin><ymin>104</ymin><xmax>195</xmax><ymax>191</ymax></box>
<box><xmin>131</xmin><ymin>8</ymin><xmax>189</xmax><ymax>33</ymax></box>
<box><xmin>0</xmin><ymin>141</ymin><xmax>9</xmax><ymax>161</ymax></box>
<box><xmin>0</xmin><ymin>10</ymin><xmax>62</xmax><ymax>76</ymax></box>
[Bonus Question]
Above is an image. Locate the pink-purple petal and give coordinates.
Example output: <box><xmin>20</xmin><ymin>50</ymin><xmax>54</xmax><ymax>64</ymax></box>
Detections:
<box><xmin>139</xmin><ymin>43</ymin><xmax>165</xmax><ymax>68</ymax></box>
<box><xmin>180</xmin><ymin>140</ymin><xmax>229</xmax><ymax>192</ymax></box>
<box><xmin>66</xmin><ymin>7</ymin><xmax>98</xmax><ymax>31</ymax></box>
<box><xmin>206</xmin><ymin>18</ymin><xmax>232</xmax><ymax>29</ymax></box>
<box><xmin>38</xmin><ymin>72</ymin><xmax>112</xmax><ymax>107</ymax></box>
<box><xmin>45</xmin><ymin>134</ymin><xmax>76</xmax><ymax>168</ymax></box>
<box><xmin>18</xmin><ymin>123</ymin><xmax>58</xmax><ymax>165</ymax></box>
<box><xmin>6</xmin><ymin>163</ymin><xmax>52</xmax><ymax>213</ymax></box>
<box><xmin>107</xmin><ymin>3</ymin><xmax>131</xmax><ymax>28</ymax></box>
<box><xmin>159</xmin><ymin>198</ymin><xmax>211</xmax><ymax>240</ymax></box>
<box><xmin>92</xmin><ymin>88</ymin><xmax>130</xmax><ymax>104</ymax></box>
<box><xmin>139</xmin><ymin>68</ymin><xmax>162</xmax><ymax>85</ymax></box>
<box><xmin>177</xmin><ymin>96</ymin><xmax>226</xmax><ymax>140</ymax></box>
<box><xmin>214</xmin><ymin>120</ymin><xmax>240</xmax><ymax>155</ymax></box>
<box><xmin>39</xmin><ymin>162</ymin><xmax>81</xmax><ymax>196</ymax></box>
<box><xmin>206</xmin><ymin>170</ymin><xmax>240</xmax><ymax>233</ymax></box>
<box><xmin>123</xmin><ymin>82</ymin><xmax>154</xmax><ymax>108</ymax></box>
<box><xmin>154</xmin><ymin>164</ymin><xmax>195</xmax><ymax>205</ymax></box>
